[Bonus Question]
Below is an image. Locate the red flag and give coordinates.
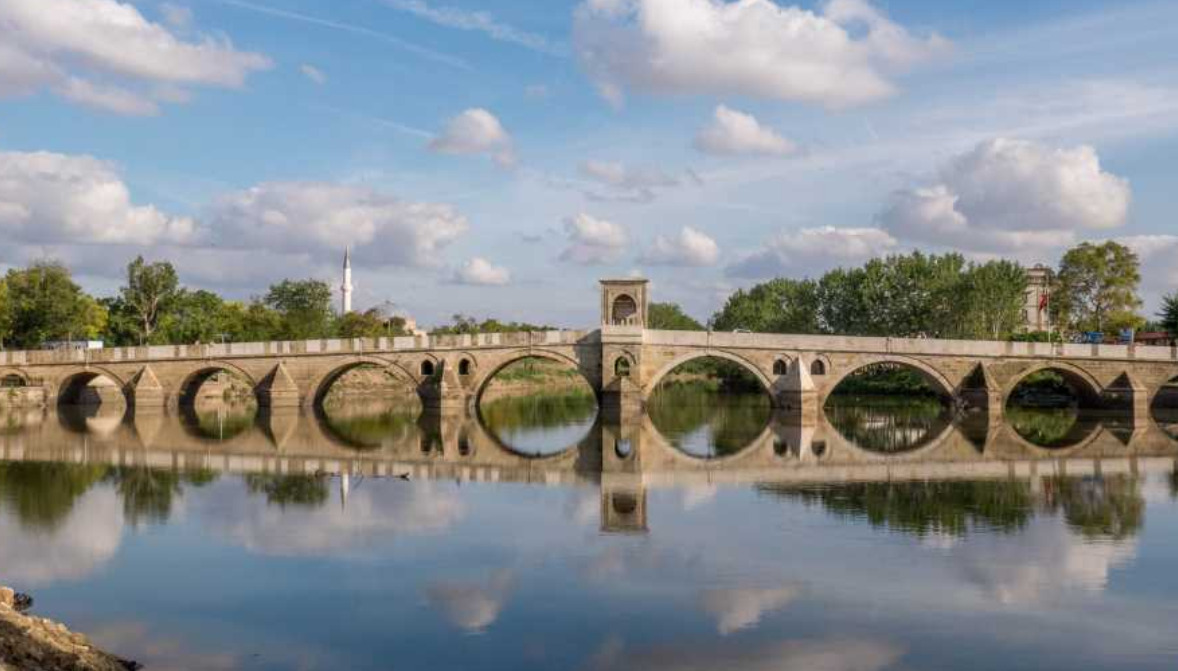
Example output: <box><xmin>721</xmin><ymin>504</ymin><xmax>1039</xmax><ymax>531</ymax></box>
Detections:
<box><xmin>1038</xmin><ymin>292</ymin><xmax>1049</xmax><ymax>312</ymax></box>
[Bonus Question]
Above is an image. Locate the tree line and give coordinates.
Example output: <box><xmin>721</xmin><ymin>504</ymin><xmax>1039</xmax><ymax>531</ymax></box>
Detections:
<box><xmin>0</xmin><ymin>241</ymin><xmax>1172</xmax><ymax>350</ymax></box>
<box><xmin>690</xmin><ymin>242</ymin><xmax>1173</xmax><ymax>341</ymax></box>
<box><xmin>0</xmin><ymin>257</ymin><xmax>411</xmax><ymax>349</ymax></box>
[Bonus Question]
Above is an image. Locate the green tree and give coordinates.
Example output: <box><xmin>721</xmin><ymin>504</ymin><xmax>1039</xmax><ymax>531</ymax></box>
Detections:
<box><xmin>648</xmin><ymin>302</ymin><xmax>704</xmax><ymax>330</ymax></box>
<box><xmin>0</xmin><ymin>278</ymin><xmax>11</xmax><ymax>348</ymax></box>
<box><xmin>264</xmin><ymin>279</ymin><xmax>335</xmax><ymax>339</ymax></box>
<box><xmin>711</xmin><ymin>278</ymin><xmax>819</xmax><ymax>333</ymax></box>
<box><xmin>431</xmin><ymin>314</ymin><xmax>555</xmax><ymax>335</ymax></box>
<box><xmin>3</xmin><ymin>261</ymin><xmax>107</xmax><ymax>348</ymax></box>
<box><xmin>1052</xmin><ymin>241</ymin><xmax>1144</xmax><ymax>334</ymax></box>
<box><xmin>337</xmin><ymin>309</ymin><xmax>407</xmax><ymax>338</ymax></box>
<box><xmin>1159</xmin><ymin>292</ymin><xmax>1178</xmax><ymax>336</ymax></box>
<box><xmin>120</xmin><ymin>256</ymin><xmax>180</xmax><ymax>344</ymax></box>
<box><xmin>858</xmin><ymin>252</ymin><xmax>965</xmax><ymax>338</ymax></box>
<box><xmin>817</xmin><ymin>268</ymin><xmax>871</xmax><ymax>335</ymax></box>
<box><xmin>953</xmin><ymin>260</ymin><xmax>1027</xmax><ymax>339</ymax></box>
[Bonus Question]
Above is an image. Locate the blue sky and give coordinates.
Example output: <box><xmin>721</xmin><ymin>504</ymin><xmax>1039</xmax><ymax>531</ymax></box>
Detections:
<box><xmin>0</xmin><ymin>0</ymin><xmax>1176</xmax><ymax>327</ymax></box>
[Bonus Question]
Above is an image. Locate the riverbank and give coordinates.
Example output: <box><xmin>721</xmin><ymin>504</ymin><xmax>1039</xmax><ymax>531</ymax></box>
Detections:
<box><xmin>0</xmin><ymin>587</ymin><xmax>135</xmax><ymax>671</ymax></box>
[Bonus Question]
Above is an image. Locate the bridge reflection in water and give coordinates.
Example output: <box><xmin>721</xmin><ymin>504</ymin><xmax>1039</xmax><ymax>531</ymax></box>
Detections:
<box><xmin>2</xmin><ymin>395</ymin><xmax>1176</xmax><ymax>535</ymax></box>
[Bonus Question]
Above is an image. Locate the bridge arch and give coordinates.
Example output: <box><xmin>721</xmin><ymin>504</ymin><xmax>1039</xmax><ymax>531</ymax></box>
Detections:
<box><xmin>643</xmin><ymin>350</ymin><xmax>773</xmax><ymax>396</ymax></box>
<box><xmin>471</xmin><ymin>349</ymin><xmax>595</xmax><ymax>406</ymax></box>
<box><xmin>821</xmin><ymin>355</ymin><xmax>955</xmax><ymax>400</ymax></box>
<box><xmin>55</xmin><ymin>367</ymin><xmax>130</xmax><ymax>407</ymax></box>
<box><xmin>0</xmin><ymin>369</ymin><xmax>30</xmax><ymax>388</ymax></box>
<box><xmin>1003</xmin><ymin>362</ymin><xmax>1104</xmax><ymax>408</ymax></box>
<box><xmin>177</xmin><ymin>361</ymin><xmax>260</xmax><ymax>407</ymax></box>
<box><xmin>308</xmin><ymin>356</ymin><xmax>418</xmax><ymax>410</ymax></box>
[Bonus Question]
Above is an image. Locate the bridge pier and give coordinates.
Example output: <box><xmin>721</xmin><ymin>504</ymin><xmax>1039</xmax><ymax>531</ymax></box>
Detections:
<box><xmin>258</xmin><ymin>362</ymin><xmax>301</xmax><ymax>408</ymax></box>
<box><xmin>130</xmin><ymin>365</ymin><xmax>167</xmax><ymax>413</ymax></box>
<box><xmin>772</xmin><ymin>359</ymin><xmax>819</xmax><ymax>425</ymax></box>
<box><xmin>418</xmin><ymin>361</ymin><xmax>469</xmax><ymax>413</ymax></box>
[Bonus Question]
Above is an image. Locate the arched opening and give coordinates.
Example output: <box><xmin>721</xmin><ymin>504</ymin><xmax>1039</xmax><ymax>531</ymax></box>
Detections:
<box><xmin>177</xmin><ymin>367</ymin><xmax>258</xmax><ymax>441</ymax></box>
<box><xmin>647</xmin><ymin>355</ymin><xmax>770</xmax><ymax>459</ymax></box>
<box><xmin>1006</xmin><ymin>368</ymin><xmax>1103</xmax><ymax>410</ymax></box>
<box><xmin>1</xmin><ymin>374</ymin><xmax>26</xmax><ymax>388</ymax></box>
<box><xmin>315</xmin><ymin>362</ymin><xmax>422</xmax><ymax>449</ymax></box>
<box><xmin>458</xmin><ymin>358</ymin><xmax>473</xmax><ymax>376</ymax></box>
<box><xmin>1151</xmin><ymin>375</ymin><xmax>1178</xmax><ymax>442</ymax></box>
<box><xmin>1005</xmin><ymin>367</ymin><xmax>1105</xmax><ymax>449</ymax></box>
<box><xmin>810</xmin><ymin>359</ymin><xmax>826</xmax><ymax>376</ymax></box>
<box><xmin>824</xmin><ymin>362</ymin><xmax>953</xmax><ymax>454</ymax></box>
<box><xmin>420</xmin><ymin>360</ymin><xmax>436</xmax><ymax>377</ymax></box>
<box><xmin>475</xmin><ymin>355</ymin><xmax>598</xmax><ymax>457</ymax></box>
<box><xmin>614</xmin><ymin>356</ymin><xmax>631</xmax><ymax>378</ymax></box>
<box><xmin>773</xmin><ymin>359</ymin><xmax>788</xmax><ymax>376</ymax></box>
<box><xmin>611</xmin><ymin>294</ymin><xmax>638</xmax><ymax>325</ymax></box>
<box><xmin>56</xmin><ymin>372</ymin><xmax>128</xmax><ymax>431</ymax></box>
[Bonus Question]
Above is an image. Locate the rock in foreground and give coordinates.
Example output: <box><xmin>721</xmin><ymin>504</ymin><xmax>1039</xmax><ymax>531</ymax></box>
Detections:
<box><xmin>1</xmin><ymin>587</ymin><xmax>137</xmax><ymax>671</ymax></box>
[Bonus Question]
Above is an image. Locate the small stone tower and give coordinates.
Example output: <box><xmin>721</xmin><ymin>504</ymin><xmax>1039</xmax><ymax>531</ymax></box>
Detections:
<box><xmin>341</xmin><ymin>246</ymin><xmax>354</xmax><ymax>314</ymax></box>
<box><xmin>600</xmin><ymin>278</ymin><xmax>649</xmax><ymax>328</ymax></box>
<box><xmin>1023</xmin><ymin>264</ymin><xmax>1052</xmax><ymax>332</ymax></box>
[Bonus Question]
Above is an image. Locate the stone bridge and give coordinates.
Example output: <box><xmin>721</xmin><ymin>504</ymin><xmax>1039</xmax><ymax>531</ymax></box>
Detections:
<box><xmin>1</xmin><ymin>279</ymin><xmax>1177</xmax><ymax>422</ymax></box>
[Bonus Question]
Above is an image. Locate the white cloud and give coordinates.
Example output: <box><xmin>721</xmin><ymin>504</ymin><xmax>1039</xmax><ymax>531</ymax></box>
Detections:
<box><xmin>452</xmin><ymin>257</ymin><xmax>511</xmax><ymax>285</ymax></box>
<box><xmin>579</xmin><ymin>160</ymin><xmax>680</xmax><ymax>202</ymax></box>
<box><xmin>640</xmin><ymin>226</ymin><xmax>720</xmax><ymax>266</ymax></box>
<box><xmin>694</xmin><ymin>105</ymin><xmax>796</xmax><ymax>157</ymax></box>
<box><xmin>559</xmin><ymin>213</ymin><xmax>628</xmax><ymax>265</ymax></box>
<box><xmin>0</xmin><ymin>0</ymin><xmax>271</xmax><ymax>113</ymax></box>
<box><xmin>700</xmin><ymin>586</ymin><xmax>799</xmax><ymax>635</ymax></box>
<box><xmin>207</xmin><ymin>181</ymin><xmax>468</xmax><ymax>268</ymax></box>
<box><xmin>56</xmin><ymin>77</ymin><xmax>160</xmax><ymax>116</ymax></box>
<box><xmin>160</xmin><ymin>2</ymin><xmax>193</xmax><ymax>29</ymax></box>
<box><xmin>879</xmin><ymin>138</ymin><xmax>1131</xmax><ymax>254</ymax></box>
<box><xmin>0</xmin><ymin>487</ymin><xmax>124</xmax><ymax>586</ymax></box>
<box><xmin>574</xmin><ymin>0</ymin><xmax>948</xmax><ymax>108</ymax></box>
<box><xmin>592</xmin><ymin>637</ymin><xmax>905</xmax><ymax>671</ymax></box>
<box><xmin>429</xmin><ymin>108</ymin><xmax>516</xmax><ymax>167</ymax></box>
<box><xmin>727</xmin><ymin>226</ymin><xmax>898</xmax><ymax>278</ymax></box>
<box><xmin>384</xmin><ymin>0</ymin><xmax>566</xmax><ymax>56</ymax></box>
<box><xmin>300</xmin><ymin>64</ymin><xmax>327</xmax><ymax>85</ymax></box>
<box><xmin>425</xmin><ymin>570</ymin><xmax>514</xmax><ymax>633</ymax></box>
<box><xmin>201</xmin><ymin>480</ymin><xmax>466</xmax><ymax>557</ymax></box>
<box><xmin>0</xmin><ymin>150</ymin><xmax>198</xmax><ymax>248</ymax></box>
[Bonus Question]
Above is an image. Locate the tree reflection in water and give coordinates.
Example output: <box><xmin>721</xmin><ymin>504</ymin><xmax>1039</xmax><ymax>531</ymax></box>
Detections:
<box><xmin>0</xmin><ymin>462</ymin><xmax>109</xmax><ymax>530</ymax></box>
<box><xmin>478</xmin><ymin>389</ymin><xmax>598</xmax><ymax>456</ymax></box>
<box><xmin>823</xmin><ymin>398</ymin><xmax>951</xmax><ymax>453</ymax></box>
<box><xmin>759</xmin><ymin>475</ymin><xmax>1145</xmax><ymax>541</ymax></box>
<box><xmin>1041</xmin><ymin>475</ymin><xmax>1144</xmax><ymax>540</ymax></box>
<box><xmin>759</xmin><ymin>480</ymin><xmax>1034</xmax><ymax>537</ymax></box>
<box><xmin>1006</xmin><ymin>407</ymin><xmax>1100</xmax><ymax>448</ymax></box>
<box><xmin>320</xmin><ymin>399</ymin><xmax>421</xmax><ymax>450</ymax></box>
<box><xmin>244</xmin><ymin>474</ymin><xmax>330</xmax><ymax>509</ymax></box>
<box><xmin>646</xmin><ymin>383</ymin><xmax>770</xmax><ymax>458</ymax></box>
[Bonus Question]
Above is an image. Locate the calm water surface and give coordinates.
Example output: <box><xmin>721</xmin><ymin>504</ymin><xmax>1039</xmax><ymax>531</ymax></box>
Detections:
<box><xmin>2</xmin><ymin>387</ymin><xmax>1178</xmax><ymax>670</ymax></box>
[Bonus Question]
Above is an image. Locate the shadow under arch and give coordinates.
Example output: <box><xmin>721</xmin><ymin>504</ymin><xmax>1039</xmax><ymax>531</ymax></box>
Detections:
<box><xmin>471</xmin><ymin>350</ymin><xmax>597</xmax><ymax>409</ymax></box>
<box><xmin>643</xmin><ymin>350</ymin><xmax>773</xmax><ymax>397</ymax></box>
<box><xmin>1002</xmin><ymin>362</ymin><xmax>1105</xmax><ymax>409</ymax></box>
<box><xmin>1148</xmin><ymin>374</ymin><xmax>1178</xmax><ymax>443</ymax></box>
<box><xmin>639</xmin><ymin>411</ymin><xmax>779</xmax><ymax>466</ymax></box>
<box><xmin>0</xmin><ymin>368</ymin><xmax>31</xmax><ymax>387</ymax></box>
<box><xmin>177</xmin><ymin>362</ymin><xmax>260</xmax><ymax>407</ymax></box>
<box><xmin>468</xmin><ymin>409</ymin><xmax>601</xmax><ymax>464</ymax></box>
<box><xmin>55</xmin><ymin>368</ymin><xmax>130</xmax><ymax>409</ymax></box>
<box><xmin>821</xmin><ymin>355</ymin><xmax>956</xmax><ymax>402</ymax></box>
<box><xmin>992</xmin><ymin>415</ymin><xmax>1106</xmax><ymax>456</ymax></box>
<box><xmin>309</xmin><ymin>356</ymin><xmax>421</xmax><ymax>412</ymax></box>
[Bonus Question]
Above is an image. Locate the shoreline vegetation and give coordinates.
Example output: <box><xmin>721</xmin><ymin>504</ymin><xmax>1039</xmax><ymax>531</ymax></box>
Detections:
<box><xmin>0</xmin><ymin>587</ymin><xmax>136</xmax><ymax>671</ymax></box>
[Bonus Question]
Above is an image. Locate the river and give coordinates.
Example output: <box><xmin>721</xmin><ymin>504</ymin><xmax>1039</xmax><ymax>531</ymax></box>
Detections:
<box><xmin>1</xmin><ymin>385</ymin><xmax>1176</xmax><ymax>670</ymax></box>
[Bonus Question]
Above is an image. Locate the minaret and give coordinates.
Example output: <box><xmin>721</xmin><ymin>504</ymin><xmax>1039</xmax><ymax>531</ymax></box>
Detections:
<box><xmin>341</xmin><ymin>246</ymin><xmax>353</xmax><ymax>314</ymax></box>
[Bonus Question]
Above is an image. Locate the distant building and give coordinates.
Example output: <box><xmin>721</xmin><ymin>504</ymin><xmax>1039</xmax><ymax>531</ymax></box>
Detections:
<box><xmin>1136</xmin><ymin>332</ymin><xmax>1175</xmax><ymax>347</ymax></box>
<box><xmin>1022</xmin><ymin>265</ymin><xmax>1053</xmax><ymax>333</ymax></box>
<box><xmin>42</xmin><ymin>340</ymin><xmax>104</xmax><ymax>351</ymax></box>
<box><xmin>340</xmin><ymin>246</ymin><xmax>354</xmax><ymax>315</ymax></box>
<box><xmin>371</xmin><ymin>300</ymin><xmax>427</xmax><ymax>337</ymax></box>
